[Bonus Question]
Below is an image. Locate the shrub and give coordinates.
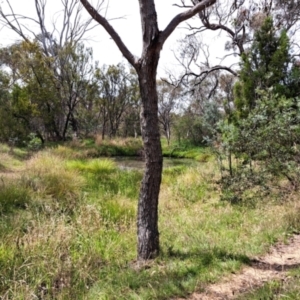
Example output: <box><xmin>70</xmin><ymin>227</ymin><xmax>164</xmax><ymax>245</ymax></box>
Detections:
<box><xmin>219</xmin><ymin>92</ymin><xmax>300</xmax><ymax>203</ymax></box>
<box><xmin>26</xmin><ymin>133</ymin><xmax>43</xmax><ymax>151</ymax></box>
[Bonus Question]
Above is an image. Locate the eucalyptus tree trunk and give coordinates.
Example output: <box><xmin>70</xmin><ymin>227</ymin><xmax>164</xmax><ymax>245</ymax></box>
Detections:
<box><xmin>136</xmin><ymin>52</ymin><xmax>162</xmax><ymax>259</ymax></box>
<box><xmin>79</xmin><ymin>0</ymin><xmax>216</xmax><ymax>260</ymax></box>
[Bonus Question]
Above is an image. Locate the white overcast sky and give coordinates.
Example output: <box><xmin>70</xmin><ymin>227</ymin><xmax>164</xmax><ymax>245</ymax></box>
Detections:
<box><xmin>0</xmin><ymin>0</ymin><xmax>228</xmax><ymax>76</ymax></box>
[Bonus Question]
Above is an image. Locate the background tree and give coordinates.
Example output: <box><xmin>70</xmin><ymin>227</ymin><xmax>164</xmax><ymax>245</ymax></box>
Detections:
<box><xmin>157</xmin><ymin>80</ymin><xmax>180</xmax><ymax>145</ymax></box>
<box><xmin>120</xmin><ymin>70</ymin><xmax>141</xmax><ymax>138</ymax></box>
<box><xmin>234</xmin><ymin>17</ymin><xmax>297</xmax><ymax>118</ymax></box>
<box><xmin>0</xmin><ymin>40</ymin><xmax>97</xmax><ymax>141</ymax></box>
<box><xmin>173</xmin><ymin>70</ymin><xmax>222</xmax><ymax>146</ymax></box>
<box><xmin>172</xmin><ymin>0</ymin><xmax>300</xmax><ymax>99</ymax></box>
<box><xmin>95</xmin><ymin>64</ymin><xmax>139</xmax><ymax>139</ymax></box>
<box><xmin>219</xmin><ymin>16</ymin><xmax>300</xmax><ymax>199</ymax></box>
<box><xmin>0</xmin><ymin>70</ymin><xmax>24</xmax><ymax>142</ymax></box>
<box><xmin>0</xmin><ymin>41</ymin><xmax>53</xmax><ymax>143</ymax></box>
<box><xmin>0</xmin><ymin>40</ymin><xmax>140</xmax><ymax>143</ymax></box>
<box><xmin>0</xmin><ymin>0</ymin><xmax>97</xmax><ymax>58</ymax></box>
<box><xmin>53</xmin><ymin>42</ymin><xmax>96</xmax><ymax>140</ymax></box>
<box><xmin>0</xmin><ymin>0</ymin><xmax>99</xmax><ymax>141</ymax></box>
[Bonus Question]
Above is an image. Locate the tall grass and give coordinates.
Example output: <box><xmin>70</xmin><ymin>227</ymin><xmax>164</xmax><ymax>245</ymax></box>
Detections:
<box><xmin>0</xmin><ymin>182</ymin><xmax>31</xmax><ymax>214</ymax></box>
<box><xmin>23</xmin><ymin>151</ymin><xmax>85</xmax><ymax>213</ymax></box>
<box><xmin>1</xmin><ymin>142</ymin><xmax>300</xmax><ymax>299</ymax></box>
<box><xmin>67</xmin><ymin>158</ymin><xmax>141</xmax><ymax>223</ymax></box>
<box><xmin>94</xmin><ymin>137</ymin><xmax>143</xmax><ymax>157</ymax></box>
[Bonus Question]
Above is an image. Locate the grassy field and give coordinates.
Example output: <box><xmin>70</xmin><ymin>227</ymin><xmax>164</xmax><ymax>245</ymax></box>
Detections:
<box><xmin>0</xmin><ymin>139</ymin><xmax>300</xmax><ymax>299</ymax></box>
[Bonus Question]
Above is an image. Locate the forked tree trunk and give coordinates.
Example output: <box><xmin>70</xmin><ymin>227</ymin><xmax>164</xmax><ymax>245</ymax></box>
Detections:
<box><xmin>137</xmin><ymin>54</ymin><xmax>163</xmax><ymax>259</ymax></box>
<box><xmin>79</xmin><ymin>0</ymin><xmax>216</xmax><ymax>261</ymax></box>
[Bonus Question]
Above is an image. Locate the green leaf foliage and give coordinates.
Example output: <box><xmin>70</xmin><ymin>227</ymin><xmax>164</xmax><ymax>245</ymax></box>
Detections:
<box><xmin>234</xmin><ymin>17</ymin><xmax>299</xmax><ymax>120</ymax></box>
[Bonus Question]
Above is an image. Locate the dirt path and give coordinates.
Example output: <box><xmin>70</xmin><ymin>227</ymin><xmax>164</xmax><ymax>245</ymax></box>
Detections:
<box><xmin>177</xmin><ymin>234</ymin><xmax>300</xmax><ymax>300</ymax></box>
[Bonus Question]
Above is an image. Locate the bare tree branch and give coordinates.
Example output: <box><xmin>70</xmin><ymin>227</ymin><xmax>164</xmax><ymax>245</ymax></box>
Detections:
<box><xmin>180</xmin><ymin>65</ymin><xmax>238</xmax><ymax>87</ymax></box>
<box><xmin>79</xmin><ymin>0</ymin><xmax>138</xmax><ymax>67</ymax></box>
<box><xmin>159</xmin><ymin>0</ymin><xmax>217</xmax><ymax>46</ymax></box>
<box><xmin>0</xmin><ymin>0</ymin><xmax>98</xmax><ymax>59</ymax></box>
<box><xmin>0</xmin><ymin>1</ymin><xmax>30</xmax><ymax>42</ymax></box>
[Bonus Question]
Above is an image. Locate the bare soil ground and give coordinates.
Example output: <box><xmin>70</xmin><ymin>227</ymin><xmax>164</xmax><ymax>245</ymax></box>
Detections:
<box><xmin>177</xmin><ymin>234</ymin><xmax>300</xmax><ymax>300</ymax></box>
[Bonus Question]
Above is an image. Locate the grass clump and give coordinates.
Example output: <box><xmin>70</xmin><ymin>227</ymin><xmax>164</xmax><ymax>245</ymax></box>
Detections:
<box><xmin>100</xmin><ymin>197</ymin><xmax>136</xmax><ymax>224</ymax></box>
<box><xmin>52</xmin><ymin>145</ymin><xmax>78</xmax><ymax>159</ymax></box>
<box><xmin>283</xmin><ymin>200</ymin><xmax>300</xmax><ymax>233</ymax></box>
<box><xmin>163</xmin><ymin>165</ymin><xmax>187</xmax><ymax>176</ymax></box>
<box><xmin>0</xmin><ymin>181</ymin><xmax>31</xmax><ymax>214</ymax></box>
<box><xmin>67</xmin><ymin>158</ymin><xmax>116</xmax><ymax>174</ymax></box>
<box><xmin>0</xmin><ymin>216</ymin><xmax>81</xmax><ymax>299</ymax></box>
<box><xmin>96</xmin><ymin>138</ymin><xmax>143</xmax><ymax>157</ymax></box>
<box><xmin>24</xmin><ymin>151</ymin><xmax>85</xmax><ymax>213</ymax></box>
<box><xmin>0</xmin><ymin>152</ymin><xmax>24</xmax><ymax>171</ymax></box>
<box><xmin>52</xmin><ymin>144</ymin><xmax>98</xmax><ymax>160</ymax></box>
<box><xmin>170</xmin><ymin>165</ymin><xmax>217</xmax><ymax>203</ymax></box>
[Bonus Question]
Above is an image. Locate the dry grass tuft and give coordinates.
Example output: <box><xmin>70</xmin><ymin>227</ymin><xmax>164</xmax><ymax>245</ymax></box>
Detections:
<box><xmin>24</xmin><ymin>151</ymin><xmax>85</xmax><ymax>212</ymax></box>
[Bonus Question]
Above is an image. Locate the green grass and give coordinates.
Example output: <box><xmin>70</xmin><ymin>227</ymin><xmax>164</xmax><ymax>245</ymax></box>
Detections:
<box><xmin>67</xmin><ymin>158</ymin><xmax>142</xmax><ymax>200</ymax></box>
<box><xmin>0</xmin><ymin>141</ymin><xmax>300</xmax><ymax>299</ymax></box>
<box><xmin>67</xmin><ymin>158</ymin><xmax>117</xmax><ymax>174</ymax></box>
<box><xmin>0</xmin><ymin>183</ymin><xmax>31</xmax><ymax>214</ymax></box>
<box><xmin>161</xmin><ymin>139</ymin><xmax>213</xmax><ymax>162</ymax></box>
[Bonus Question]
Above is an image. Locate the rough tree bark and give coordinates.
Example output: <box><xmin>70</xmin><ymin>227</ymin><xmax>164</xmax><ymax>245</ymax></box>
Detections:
<box><xmin>80</xmin><ymin>0</ymin><xmax>216</xmax><ymax>260</ymax></box>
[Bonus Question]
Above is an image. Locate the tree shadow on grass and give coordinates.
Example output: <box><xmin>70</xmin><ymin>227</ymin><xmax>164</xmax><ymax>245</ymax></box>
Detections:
<box><xmin>164</xmin><ymin>246</ymin><xmax>251</xmax><ymax>265</ymax></box>
<box><xmin>250</xmin><ymin>259</ymin><xmax>300</xmax><ymax>272</ymax></box>
<box><xmin>113</xmin><ymin>247</ymin><xmax>252</xmax><ymax>299</ymax></box>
